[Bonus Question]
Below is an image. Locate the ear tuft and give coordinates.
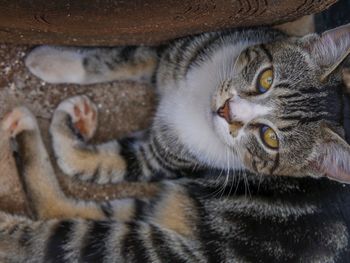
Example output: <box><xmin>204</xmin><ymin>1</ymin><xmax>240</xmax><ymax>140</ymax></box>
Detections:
<box><xmin>303</xmin><ymin>23</ymin><xmax>350</xmax><ymax>81</ymax></box>
<box><xmin>311</xmin><ymin>127</ymin><xmax>350</xmax><ymax>183</ymax></box>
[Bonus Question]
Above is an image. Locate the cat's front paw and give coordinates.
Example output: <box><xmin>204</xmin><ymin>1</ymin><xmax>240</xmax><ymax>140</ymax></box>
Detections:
<box><xmin>1</xmin><ymin>107</ymin><xmax>38</xmax><ymax>137</ymax></box>
<box><xmin>56</xmin><ymin>95</ymin><xmax>98</xmax><ymax>141</ymax></box>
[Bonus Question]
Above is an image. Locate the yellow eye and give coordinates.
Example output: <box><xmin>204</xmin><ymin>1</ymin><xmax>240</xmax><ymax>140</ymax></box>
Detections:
<box><xmin>260</xmin><ymin>125</ymin><xmax>279</xmax><ymax>149</ymax></box>
<box><xmin>257</xmin><ymin>68</ymin><xmax>273</xmax><ymax>93</ymax></box>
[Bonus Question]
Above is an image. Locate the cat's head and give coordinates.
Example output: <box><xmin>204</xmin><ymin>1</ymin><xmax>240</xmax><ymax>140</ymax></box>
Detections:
<box><xmin>210</xmin><ymin>24</ymin><xmax>350</xmax><ymax>183</ymax></box>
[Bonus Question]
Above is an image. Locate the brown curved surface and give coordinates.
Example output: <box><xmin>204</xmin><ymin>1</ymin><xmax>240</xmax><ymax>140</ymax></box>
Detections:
<box><xmin>0</xmin><ymin>0</ymin><xmax>336</xmax><ymax>46</ymax></box>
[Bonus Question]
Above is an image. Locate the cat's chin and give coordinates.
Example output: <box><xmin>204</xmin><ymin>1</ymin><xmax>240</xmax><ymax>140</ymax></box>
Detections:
<box><xmin>202</xmin><ymin>114</ymin><xmax>243</xmax><ymax>170</ymax></box>
<box><xmin>156</xmin><ymin>93</ymin><xmax>242</xmax><ymax>170</ymax></box>
<box><xmin>212</xmin><ymin>114</ymin><xmax>236</xmax><ymax>147</ymax></box>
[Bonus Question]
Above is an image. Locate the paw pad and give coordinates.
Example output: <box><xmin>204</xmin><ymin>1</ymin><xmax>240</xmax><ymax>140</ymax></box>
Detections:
<box><xmin>57</xmin><ymin>95</ymin><xmax>98</xmax><ymax>140</ymax></box>
<box><xmin>1</xmin><ymin>107</ymin><xmax>37</xmax><ymax>137</ymax></box>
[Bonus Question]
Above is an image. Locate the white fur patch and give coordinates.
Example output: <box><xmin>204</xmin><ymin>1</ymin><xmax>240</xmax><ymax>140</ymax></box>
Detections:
<box><xmin>25</xmin><ymin>46</ymin><xmax>86</xmax><ymax>84</ymax></box>
<box><xmin>229</xmin><ymin>97</ymin><xmax>272</xmax><ymax>123</ymax></box>
<box><xmin>158</xmin><ymin>43</ymin><xmax>253</xmax><ymax>169</ymax></box>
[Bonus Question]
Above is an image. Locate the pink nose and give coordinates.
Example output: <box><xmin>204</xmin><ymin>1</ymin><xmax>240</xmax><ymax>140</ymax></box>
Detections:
<box><xmin>217</xmin><ymin>100</ymin><xmax>231</xmax><ymax>123</ymax></box>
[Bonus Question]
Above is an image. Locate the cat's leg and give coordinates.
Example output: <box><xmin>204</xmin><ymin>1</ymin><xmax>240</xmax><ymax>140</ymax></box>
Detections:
<box><xmin>0</xmin><ymin>212</ymin><xmax>44</xmax><ymax>262</ymax></box>
<box><xmin>1</xmin><ymin>107</ymin><xmax>157</xmax><ymax>221</ymax></box>
<box><xmin>25</xmin><ymin>46</ymin><xmax>158</xmax><ymax>84</ymax></box>
<box><xmin>50</xmin><ymin>95</ymin><xmax>126</xmax><ymax>184</ymax></box>
<box><xmin>50</xmin><ymin>95</ymin><xmax>189</xmax><ymax>185</ymax></box>
<box><xmin>0</xmin><ymin>183</ymin><xmax>202</xmax><ymax>263</ymax></box>
<box><xmin>0</xmin><ymin>213</ymin><xmax>201</xmax><ymax>263</ymax></box>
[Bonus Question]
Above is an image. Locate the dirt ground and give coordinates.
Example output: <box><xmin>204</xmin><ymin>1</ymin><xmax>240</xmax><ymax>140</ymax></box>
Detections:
<box><xmin>0</xmin><ymin>44</ymin><xmax>157</xmax><ymax>215</ymax></box>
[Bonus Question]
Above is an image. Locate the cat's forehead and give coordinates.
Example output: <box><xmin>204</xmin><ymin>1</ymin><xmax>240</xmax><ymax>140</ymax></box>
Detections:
<box><xmin>236</xmin><ymin>41</ymin><xmax>316</xmax><ymax>83</ymax></box>
<box><xmin>256</xmin><ymin>41</ymin><xmax>308</xmax><ymax>66</ymax></box>
<box><xmin>243</xmin><ymin>41</ymin><xmax>344</xmax><ymax>134</ymax></box>
<box><xmin>272</xmin><ymin>80</ymin><xmax>342</xmax><ymax>130</ymax></box>
<box><xmin>228</xmin><ymin>36</ymin><xmax>345</xmax><ymax>135</ymax></box>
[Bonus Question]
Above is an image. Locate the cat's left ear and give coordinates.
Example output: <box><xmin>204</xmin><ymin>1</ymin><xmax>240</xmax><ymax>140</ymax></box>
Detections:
<box><xmin>302</xmin><ymin>23</ymin><xmax>350</xmax><ymax>81</ymax></box>
<box><xmin>310</xmin><ymin>126</ymin><xmax>350</xmax><ymax>183</ymax></box>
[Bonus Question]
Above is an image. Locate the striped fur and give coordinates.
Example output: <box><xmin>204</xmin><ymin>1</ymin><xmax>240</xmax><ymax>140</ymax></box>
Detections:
<box><xmin>0</xmin><ymin>25</ymin><xmax>348</xmax><ymax>262</ymax></box>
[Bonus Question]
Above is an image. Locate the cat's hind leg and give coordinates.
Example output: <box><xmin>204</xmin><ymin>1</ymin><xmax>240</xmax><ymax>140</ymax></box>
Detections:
<box><xmin>25</xmin><ymin>46</ymin><xmax>158</xmax><ymax>84</ymax></box>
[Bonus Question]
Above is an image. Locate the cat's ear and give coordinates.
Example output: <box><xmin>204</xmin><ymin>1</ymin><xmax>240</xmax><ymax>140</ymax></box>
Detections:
<box><xmin>310</xmin><ymin>126</ymin><xmax>350</xmax><ymax>183</ymax></box>
<box><xmin>302</xmin><ymin>23</ymin><xmax>350</xmax><ymax>81</ymax></box>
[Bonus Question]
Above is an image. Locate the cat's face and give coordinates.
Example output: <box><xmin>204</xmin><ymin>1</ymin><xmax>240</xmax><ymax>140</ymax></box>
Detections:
<box><xmin>210</xmin><ymin>25</ymin><xmax>350</xmax><ymax>182</ymax></box>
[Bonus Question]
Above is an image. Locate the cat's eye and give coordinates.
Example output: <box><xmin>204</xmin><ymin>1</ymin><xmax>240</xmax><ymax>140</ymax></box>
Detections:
<box><xmin>257</xmin><ymin>68</ymin><xmax>273</xmax><ymax>94</ymax></box>
<box><xmin>260</xmin><ymin>125</ymin><xmax>279</xmax><ymax>149</ymax></box>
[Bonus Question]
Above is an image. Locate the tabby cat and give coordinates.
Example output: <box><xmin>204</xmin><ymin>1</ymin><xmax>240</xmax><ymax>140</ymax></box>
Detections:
<box><xmin>0</xmin><ymin>24</ymin><xmax>350</xmax><ymax>262</ymax></box>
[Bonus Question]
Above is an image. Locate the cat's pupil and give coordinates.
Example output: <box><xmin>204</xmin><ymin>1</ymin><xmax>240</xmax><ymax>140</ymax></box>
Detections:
<box><xmin>269</xmin><ymin>132</ymin><xmax>276</xmax><ymax>140</ymax></box>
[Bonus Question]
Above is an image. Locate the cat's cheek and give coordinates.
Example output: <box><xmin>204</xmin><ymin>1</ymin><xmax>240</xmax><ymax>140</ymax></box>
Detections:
<box><xmin>240</xmin><ymin>148</ymin><xmax>257</xmax><ymax>173</ymax></box>
<box><xmin>242</xmin><ymin>155</ymin><xmax>253</xmax><ymax>172</ymax></box>
<box><xmin>212</xmin><ymin>116</ymin><xmax>235</xmax><ymax>147</ymax></box>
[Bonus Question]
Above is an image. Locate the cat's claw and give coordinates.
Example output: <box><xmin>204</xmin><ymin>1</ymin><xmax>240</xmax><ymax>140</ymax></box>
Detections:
<box><xmin>56</xmin><ymin>95</ymin><xmax>98</xmax><ymax>141</ymax></box>
<box><xmin>1</xmin><ymin>107</ymin><xmax>37</xmax><ymax>137</ymax></box>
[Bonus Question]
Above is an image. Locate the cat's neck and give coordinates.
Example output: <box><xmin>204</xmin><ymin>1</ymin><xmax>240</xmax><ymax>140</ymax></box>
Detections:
<box><xmin>147</xmin><ymin>126</ymin><xmax>205</xmax><ymax>175</ymax></box>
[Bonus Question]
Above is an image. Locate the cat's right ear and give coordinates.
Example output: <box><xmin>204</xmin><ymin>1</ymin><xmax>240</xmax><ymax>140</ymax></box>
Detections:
<box><xmin>301</xmin><ymin>23</ymin><xmax>350</xmax><ymax>81</ymax></box>
<box><xmin>309</xmin><ymin>125</ymin><xmax>350</xmax><ymax>184</ymax></box>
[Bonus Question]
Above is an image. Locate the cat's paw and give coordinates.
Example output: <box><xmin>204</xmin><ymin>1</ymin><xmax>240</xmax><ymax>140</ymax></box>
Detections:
<box><xmin>56</xmin><ymin>95</ymin><xmax>98</xmax><ymax>141</ymax></box>
<box><xmin>1</xmin><ymin>107</ymin><xmax>38</xmax><ymax>137</ymax></box>
<box><xmin>25</xmin><ymin>46</ymin><xmax>85</xmax><ymax>84</ymax></box>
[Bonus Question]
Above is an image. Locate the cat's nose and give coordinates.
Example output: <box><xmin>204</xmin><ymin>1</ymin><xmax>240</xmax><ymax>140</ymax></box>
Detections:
<box><xmin>217</xmin><ymin>100</ymin><xmax>231</xmax><ymax>123</ymax></box>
